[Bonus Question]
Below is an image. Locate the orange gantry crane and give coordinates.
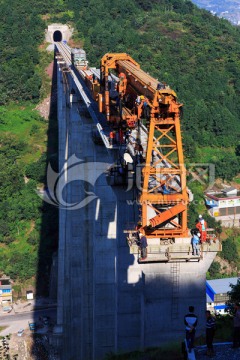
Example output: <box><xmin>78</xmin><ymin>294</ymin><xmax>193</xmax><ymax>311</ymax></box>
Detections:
<box><xmin>99</xmin><ymin>53</ymin><xmax>189</xmax><ymax>240</ymax></box>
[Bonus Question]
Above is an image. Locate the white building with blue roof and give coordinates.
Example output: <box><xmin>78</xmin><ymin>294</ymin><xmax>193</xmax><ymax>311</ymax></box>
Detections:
<box><xmin>206</xmin><ymin>277</ymin><xmax>239</xmax><ymax>314</ymax></box>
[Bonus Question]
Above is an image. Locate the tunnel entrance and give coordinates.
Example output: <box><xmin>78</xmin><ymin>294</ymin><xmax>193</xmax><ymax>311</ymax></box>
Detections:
<box><xmin>46</xmin><ymin>24</ymin><xmax>72</xmax><ymax>43</ymax></box>
<box><xmin>53</xmin><ymin>30</ymin><xmax>62</xmax><ymax>42</ymax></box>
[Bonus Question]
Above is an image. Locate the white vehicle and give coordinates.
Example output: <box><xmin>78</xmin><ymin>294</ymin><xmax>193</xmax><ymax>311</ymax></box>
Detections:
<box><xmin>17</xmin><ymin>329</ymin><xmax>24</xmax><ymax>337</ymax></box>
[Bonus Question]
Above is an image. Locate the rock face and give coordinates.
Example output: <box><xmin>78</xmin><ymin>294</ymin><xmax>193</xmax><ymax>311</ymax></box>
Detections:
<box><xmin>35</xmin><ymin>96</ymin><xmax>51</xmax><ymax>120</ymax></box>
<box><xmin>35</xmin><ymin>61</ymin><xmax>57</xmax><ymax>120</ymax></box>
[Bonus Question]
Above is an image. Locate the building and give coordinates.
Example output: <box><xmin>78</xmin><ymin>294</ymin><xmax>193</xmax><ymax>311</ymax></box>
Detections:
<box><xmin>205</xmin><ymin>188</ymin><xmax>240</xmax><ymax>227</ymax></box>
<box><xmin>0</xmin><ymin>277</ymin><xmax>12</xmax><ymax>306</ymax></box>
<box><xmin>206</xmin><ymin>277</ymin><xmax>239</xmax><ymax>314</ymax></box>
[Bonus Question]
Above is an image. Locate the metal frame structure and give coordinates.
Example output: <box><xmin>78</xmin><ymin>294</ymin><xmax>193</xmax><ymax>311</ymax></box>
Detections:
<box><xmin>140</xmin><ymin>97</ymin><xmax>188</xmax><ymax>238</ymax></box>
<box><xmin>100</xmin><ymin>53</ymin><xmax>189</xmax><ymax>239</ymax></box>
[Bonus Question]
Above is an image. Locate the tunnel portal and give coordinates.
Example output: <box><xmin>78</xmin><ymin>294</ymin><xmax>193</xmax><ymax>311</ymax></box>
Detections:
<box><xmin>45</xmin><ymin>24</ymin><xmax>72</xmax><ymax>43</ymax></box>
<box><xmin>53</xmin><ymin>30</ymin><xmax>62</xmax><ymax>42</ymax></box>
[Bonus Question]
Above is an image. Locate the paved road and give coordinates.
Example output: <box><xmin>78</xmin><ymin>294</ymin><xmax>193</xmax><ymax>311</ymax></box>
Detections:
<box><xmin>0</xmin><ymin>308</ymin><xmax>56</xmax><ymax>336</ymax></box>
<box><xmin>196</xmin><ymin>343</ymin><xmax>240</xmax><ymax>359</ymax></box>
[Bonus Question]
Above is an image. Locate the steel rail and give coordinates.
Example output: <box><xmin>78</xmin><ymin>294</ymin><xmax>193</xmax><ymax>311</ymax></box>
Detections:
<box><xmin>55</xmin><ymin>42</ymin><xmax>111</xmax><ymax>148</ymax></box>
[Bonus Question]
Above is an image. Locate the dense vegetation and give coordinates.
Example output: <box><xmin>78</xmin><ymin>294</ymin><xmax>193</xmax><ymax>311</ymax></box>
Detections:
<box><xmin>0</xmin><ymin>0</ymin><xmax>60</xmax><ymax>291</ymax></box>
<box><xmin>207</xmin><ymin>228</ymin><xmax>240</xmax><ymax>279</ymax></box>
<box><xmin>0</xmin><ymin>104</ymin><xmax>58</xmax><ymax>292</ymax></box>
<box><xmin>226</xmin><ymin>278</ymin><xmax>240</xmax><ymax>312</ymax></box>
<box><xmin>0</xmin><ymin>1</ymin><xmax>45</xmax><ymax>104</ymax></box>
<box><xmin>1</xmin><ymin>0</ymin><xmax>240</xmax><ymax>288</ymax></box>
<box><xmin>2</xmin><ymin>0</ymin><xmax>240</xmax><ymax>169</ymax></box>
<box><xmin>72</xmin><ymin>1</ymin><xmax>240</xmax><ymax>151</ymax></box>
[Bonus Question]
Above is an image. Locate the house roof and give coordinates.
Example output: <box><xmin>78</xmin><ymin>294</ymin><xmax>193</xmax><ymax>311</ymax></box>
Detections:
<box><xmin>0</xmin><ymin>285</ymin><xmax>12</xmax><ymax>290</ymax></box>
<box><xmin>206</xmin><ymin>294</ymin><xmax>212</xmax><ymax>303</ymax></box>
<box><xmin>206</xmin><ymin>193</ymin><xmax>240</xmax><ymax>201</ymax></box>
<box><xmin>206</xmin><ymin>277</ymin><xmax>239</xmax><ymax>295</ymax></box>
<box><xmin>222</xmin><ymin>187</ymin><xmax>237</xmax><ymax>194</ymax></box>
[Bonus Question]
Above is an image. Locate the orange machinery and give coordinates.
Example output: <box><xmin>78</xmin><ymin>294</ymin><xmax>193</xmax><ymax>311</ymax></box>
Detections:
<box><xmin>100</xmin><ymin>53</ymin><xmax>189</xmax><ymax>239</ymax></box>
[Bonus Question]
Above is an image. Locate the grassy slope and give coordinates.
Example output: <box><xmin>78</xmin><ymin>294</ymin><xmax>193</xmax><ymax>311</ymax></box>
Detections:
<box><xmin>0</xmin><ymin>45</ymin><xmax>52</xmax><ymax>291</ymax></box>
<box><xmin>0</xmin><ymin>104</ymin><xmax>47</xmax><ymax>162</ymax></box>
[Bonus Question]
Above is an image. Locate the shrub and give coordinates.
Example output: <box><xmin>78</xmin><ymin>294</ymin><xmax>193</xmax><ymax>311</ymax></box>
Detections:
<box><xmin>207</xmin><ymin>261</ymin><xmax>221</xmax><ymax>279</ymax></box>
<box><xmin>220</xmin><ymin>237</ymin><xmax>239</xmax><ymax>264</ymax></box>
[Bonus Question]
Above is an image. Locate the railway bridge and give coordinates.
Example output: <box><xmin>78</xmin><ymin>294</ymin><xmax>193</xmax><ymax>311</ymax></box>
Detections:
<box><xmin>50</xmin><ymin>41</ymin><xmax>221</xmax><ymax>360</ymax></box>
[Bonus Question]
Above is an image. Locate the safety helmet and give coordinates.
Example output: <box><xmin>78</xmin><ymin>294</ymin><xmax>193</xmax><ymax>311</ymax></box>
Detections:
<box><xmin>119</xmin><ymin>72</ymin><xmax>126</xmax><ymax>79</ymax></box>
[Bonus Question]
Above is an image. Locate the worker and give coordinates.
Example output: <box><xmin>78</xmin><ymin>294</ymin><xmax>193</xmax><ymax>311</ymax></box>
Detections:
<box><xmin>109</xmin><ymin>131</ymin><xmax>115</xmax><ymax>146</ymax></box>
<box><xmin>162</xmin><ymin>184</ymin><xmax>171</xmax><ymax>194</ymax></box>
<box><xmin>125</xmin><ymin>128</ymin><xmax>131</xmax><ymax>143</ymax></box>
<box><xmin>119</xmin><ymin>72</ymin><xmax>126</xmax><ymax>79</ymax></box>
<box><xmin>135</xmin><ymin>95</ymin><xmax>141</xmax><ymax>105</ymax></box>
<box><xmin>206</xmin><ymin>310</ymin><xmax>216</xmax><ymax>356</ymax></box>
<box><xmin>191</xmin><ymin>231</ymin><xmax>200</xmax><ymax>256</ymax></box>
<box><xmin>139</xmin><ymin>232</ymin><xmax>148</xmax><ymax>260</ymax></box>
<box><xmin>196</xmin><ymin>215</ymin><xmax>207</xmax><ymax>243</ymax></box>
<box><xmin>184</xmin><ymin>306</ymin><xmax>198</xmax><ymax>353</ymax></box>
<box><xmin>119</xmin><ymin>128</ymin><xmax>124</xmax><ymax>144</ymax></box>
<box><xmin>142</xmin><ymin>97</ymin><xmax>150</xmax><ymax>121</ymax></box>
<box><xmin>157</xmin><ymin>82</ymin><xmax>165</xmax><ymax>90</ymax></box>
<box><xmin>136</xmin><ymin>142</ymin><xmax>144</xmax><ymax>164</ymax></box>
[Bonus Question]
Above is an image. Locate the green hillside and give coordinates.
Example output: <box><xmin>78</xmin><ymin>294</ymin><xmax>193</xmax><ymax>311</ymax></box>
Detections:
<box><xmin>75</xmin><ymin>0</ymin><xmax>240</xmax><ymax>151</ymax></box>
<box><xmin>2</xmin><ymin>1</ymin><xmax>240</xmax><ymax>153</ymax></box>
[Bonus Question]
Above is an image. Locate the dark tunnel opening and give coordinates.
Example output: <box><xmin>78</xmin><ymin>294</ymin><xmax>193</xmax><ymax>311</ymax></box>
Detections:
<box><xmin>53</xmin><ymin>30</ymin><xmax>62</xmax><ymax>42</ymax></box>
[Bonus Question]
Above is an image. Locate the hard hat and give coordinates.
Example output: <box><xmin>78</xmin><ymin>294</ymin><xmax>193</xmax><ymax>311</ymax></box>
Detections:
<box><xmin>197</xmin><ymin>232</ymin><xmax>201</xmax><ymax>237</ymax></box>
<box><xmin>140</xmin><ymin>95</ymin><xmax>145</xmax><ymax>100</ymax></box>
<box><xmin>199</xmin><ymin>214</ymin><xmax>202</xmax><ymax>218</ymax></box>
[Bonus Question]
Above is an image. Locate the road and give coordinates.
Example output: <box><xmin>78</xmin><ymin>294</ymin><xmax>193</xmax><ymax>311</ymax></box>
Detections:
<box><xmin>0</xmin><ymin>308</ymin><xmax>56</xmax><ymax>336</ymax></box>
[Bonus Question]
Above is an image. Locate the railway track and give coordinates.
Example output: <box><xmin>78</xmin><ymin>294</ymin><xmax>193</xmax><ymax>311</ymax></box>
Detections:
<box><xmin>55</xmin><ymin>42</ymin><xmax>112</xmax><ymax>149</ymax></box>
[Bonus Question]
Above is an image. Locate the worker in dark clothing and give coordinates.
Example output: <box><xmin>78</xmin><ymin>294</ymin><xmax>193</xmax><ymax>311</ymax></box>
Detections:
<box><xmin>125</xmin><ymin>128</ymin><xmax>131</xmax><ymax>143</ymax></box>
<box><xmin>184</xmin><ymin>306</ymin><xmax>198</xmax><ymax>353</ymax></box>
<box><xmin>206</xmin><ymin>310</ymin><xmax>216</xmax><ymax>356</ymax></box>
<box><xmin>232</xmin><ymin>303</ymin><xmax>240</xmax><ymax>348</ymax></box>
<box><xmin>139</xmin><ymin>233</ymin><xmax>148</xmax><ymax>260</ymax></box>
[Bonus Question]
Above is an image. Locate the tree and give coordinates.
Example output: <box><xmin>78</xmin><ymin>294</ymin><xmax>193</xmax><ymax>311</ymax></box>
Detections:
<box><xmin>226</xmin><ymin>279</ymin><xmax>240</xmax><ymax>314</ymax></box>
<box><xmin>25</xmin><ymin>153</ymin><xmax>47</xmax><ymax>183</ymax></box>
<box><xmin>220</xmin><ymin>237</ymin><xmax>239</xmax><ymax>264</ymax></box>
<box><xmin>207</xmin><ymin>261</ymin><xmax>221</xmax><ymax>279</ymax></box>
<box><xmin>236</xmin><ymin>144</ymin><xmax>240</xmax><ymax>157</ymax></box>
<box><xmin>215</xmin><ymin>153</ymin><xmax>240</xmax><ymax>181</ymax></box>
<box><xmin>204</xmin><ymin>214</ymin><xmax>222</xmax><ymax>235</ymax></box>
